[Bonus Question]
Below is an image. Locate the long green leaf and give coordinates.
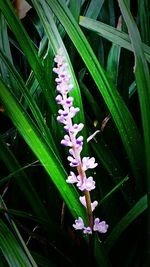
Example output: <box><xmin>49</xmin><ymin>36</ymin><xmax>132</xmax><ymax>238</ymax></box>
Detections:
<box><xmin>117</xmin><ymin>0</ymin><xmax>150</xmax><ymax>263</ymax></box>
<box><xmin>0</xmin><ymin>135</ymin><xmax>50</xmax><ymax>221</ymax></box>
<box><xmin>0</xmin><ymin>48</ymin><xmax>58</xmax><ymax>154</ymax></box>
<box><xmin>106</xmin><ymin>195</ymin><xmax>147</xmax><ymax>251</ymax></box>
<box><xmin>79</xmin><ymin>16</ymin><xmax>150</xmax><ymax>63</ymax></box>
<box><xmin>0</xmin><ymin>0</ymin><xmax>57</xmax><ymax>115</ymax></box>
<box><xmin>138</xmin><ymin>0</ymin><xmax>150</xmax><ymax>45</ymax></box>
<box><xmin>0</xmin><ymin>218</ymin><xmax>32</xmax><ymax>267</ymax></box>
<box><xmin>85</xmin><ymin>0</ymin><xmax>104</xmax><ymax>19</ymax></box>
<box><xmin>0</xmin><ymin>11</ymin><xmax>13</xmax><ymax>82</ymax></box>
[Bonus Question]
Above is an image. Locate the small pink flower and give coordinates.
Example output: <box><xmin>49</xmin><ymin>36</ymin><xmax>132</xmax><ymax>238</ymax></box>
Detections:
<box><xmin>73</xmin><ymin>217</ymin><xmax>84</xmax><ymax>230</ymax></box>
<box><xmin>82</xmin><ymin>157</ymin><xmax>98</xmax><ymax>171</ymax></box>
<box><xmin>77</xmin><ymin>176</ymin><xmax>95</xmax><ymax>191</ymax></box>
<box><xmin>61</xmin><ymin>135</ymin><xmax>72</xmax><ymax>147</ymax></box>
<box><xmin>66</xmin><ymin>171</ymin><xmax>78</xmax><ymax>184</ymax></box>
<box><xmin>83</xmin><ymin>227</ymin><xmax>92</xmax><ymax>234</ymax></box>
<box><xmin>79</xmin><ymin>196</ymin><xmax>98</xmax><ymax>211</ymax></box>
<box><xmin>93</xmin><ymin>218</ymin><xmax>109</xmax><ymax>233</ymax></box>
<box><xmin>67</xmin><ymin>156</ymin><xmax>79</xmax><ymax>167</ymax></box>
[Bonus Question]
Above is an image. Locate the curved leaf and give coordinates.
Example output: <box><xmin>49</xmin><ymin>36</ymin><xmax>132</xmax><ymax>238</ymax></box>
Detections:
<box><xmin>79</xmin><ymin>16</ymin><xmax>150</xmax><ymax>63</ymax></box>
<box><xmin>106</xmin><ymin>195</ymin><xmax>147</xmax><ymax>251</ymax></box>
<box><xmin>0</xmin><ymin>218</ymin><xmax>33</xmax><ymax>267</ymax></box>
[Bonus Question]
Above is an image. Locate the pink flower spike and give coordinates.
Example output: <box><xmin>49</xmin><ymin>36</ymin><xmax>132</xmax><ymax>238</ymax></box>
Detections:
<box><xmin>93</xmin><ymin>218</ymin><xmax>109</xmax><ymax>233</ymax></box>
<box><xmin>66</xmin><ymin>171</ymin><xmax>78</xmax><ymax>184</ymax></box>
<box><xmin>82</xmin><ymin>157</ymin><xmax>98</xmax><ymax>171</ymax></box>
<box><xmin>73</xmin><ymin>217</ymin><xmax>84</xmax><ymax>230</ymax></box>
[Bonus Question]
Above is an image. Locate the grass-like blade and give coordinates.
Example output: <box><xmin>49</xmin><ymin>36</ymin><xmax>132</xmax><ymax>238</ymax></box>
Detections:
<box><xmin>117</xmin><ymin>0</ymin><xmax>150</xmax><ymax>263</ymax></box>
<box><xmin>85</xmin><ymin>0</ymin><xmax>104</xmax><ymax>19</ymax></box>
<box><xmin>0</xmin><ymin>48</ymin><xmax>58</xmax><ymax>153</ymax></box>
<box><xmin>138</xmin><ymin>0</ymin><xmax>150</xmax><ymax>45</ymax></box>
<box><xmin>0</xmin><ymin>0</ymin><xmax>57</xmax><ymax>115</ymax></box>
<box><xmin>0</xmin><ymin>135</ymin><xmax>50</xmax><ymax>221</ymax></box>
<box><xmin>0</xmin><ymin>218</ymin><xmax>33</xmax><ymax>267</ymax></box>
<box><xmin>106</xmin><ymin>194</ymin><xmax>147</xmax><ymax>251</ymax></box>
<box><xmin>79</xmin><ymin>16</ymin><xmax>150</xmax><ymax>63</ymax></box>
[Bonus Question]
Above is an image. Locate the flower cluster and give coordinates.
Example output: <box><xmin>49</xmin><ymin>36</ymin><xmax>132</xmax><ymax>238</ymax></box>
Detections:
<box><xmin>53</xmin><ymin>48</ymin><xmax>108</xmax><ymax>235</ymax></box>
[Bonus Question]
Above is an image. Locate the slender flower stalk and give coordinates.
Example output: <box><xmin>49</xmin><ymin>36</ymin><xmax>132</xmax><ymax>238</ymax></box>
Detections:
<box><xmin>53</xmin><ymin>48</ymin><xmax>108</xmax><ymax>236</ymax></box>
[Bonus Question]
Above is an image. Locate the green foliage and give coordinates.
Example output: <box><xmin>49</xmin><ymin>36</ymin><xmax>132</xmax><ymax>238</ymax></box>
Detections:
<box><xmin>0</xmin><ymin>0</ymin><xmax>149</xmax><ymax>266</ymax></box>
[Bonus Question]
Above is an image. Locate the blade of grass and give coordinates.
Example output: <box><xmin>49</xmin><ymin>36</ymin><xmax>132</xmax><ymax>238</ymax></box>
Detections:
<box><xmin>106</xmin><ymin>17</ymin><xmax>121</xmax><ymax>88</ymax></box>
<box><xmin>85</xmin><ymin>0</ymin><xmax>104</xmax><ymax>19</ymax></box>
<box><xmin>0</xmin><ymin>48</ymin><xmax>58</xmax><ymax>154</ymax></box>
<box><xmin>31</xmin><ymin>252</ymin><xmax>57</xmax><ymax>267</ymax></box>
<box><xmin>0</xmin><ymin>134</ymin><xmax>51</xmax><ymax>221</ymax></box>
<box><xmin>106</xmin><ymin>194</ymin><xmax>147</xmax><ymax>251</ymax></box>
<box><xmin>138</xmin><ymin>0</ymin><xmax>150</xmax><ymax>45</ymax></box>
<box><xmin>0</xmin><ymin>0</ymin><xmax>57</xmax><ymax>115</ymax></box>
<box><xmin>0</xmin><ymin>198</ymin><xmax>38</xmax><ymax>267</ymax></box>
<box><xmin>117</xmin><ymin>1</ymin><xmax>150</xmax><ymax>263</ymax></box>
<box><xmin>0</xmin><ymin>11</ymin><xmax>13</xmax><ymax>83</ymax></box>
<box><xmin>69</xmin><ymin>0</ymin><xmax>82</xmax><ymax>21</ymax></box>
<box><xmin>0</xmin><ymin>160</ymin><xmax>38</xmax><ymax>186</ymax></box>
<box><xmin>0</xmin><ymin>218</ymin><xmax>33</xmax><ymax>267</ymax></box>
<box><xmin>79</xmin><ymin>16</ymin><xmax>150</xmax><ymax>63</ymax></box>
<box><xmin>108</xmin><ymin>0</ymin><xmax>115</xmax><ymax>27</ymax></box>
<box><xmin>99</xmin><ymin>175</ymin><xmax>129</xmax><ymax>205</ymax></box>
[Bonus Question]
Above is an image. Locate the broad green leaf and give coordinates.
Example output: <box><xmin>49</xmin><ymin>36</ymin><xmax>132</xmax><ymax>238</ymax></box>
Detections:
<box><xmin>0</xmin><ymin>218</ymin><xmax>32</xmax><ymax>267</ymax></box>
<box><xmin>79</xmin><ymin>16</ymin><xmax>150</xmax><ymax>63</ymax></box>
